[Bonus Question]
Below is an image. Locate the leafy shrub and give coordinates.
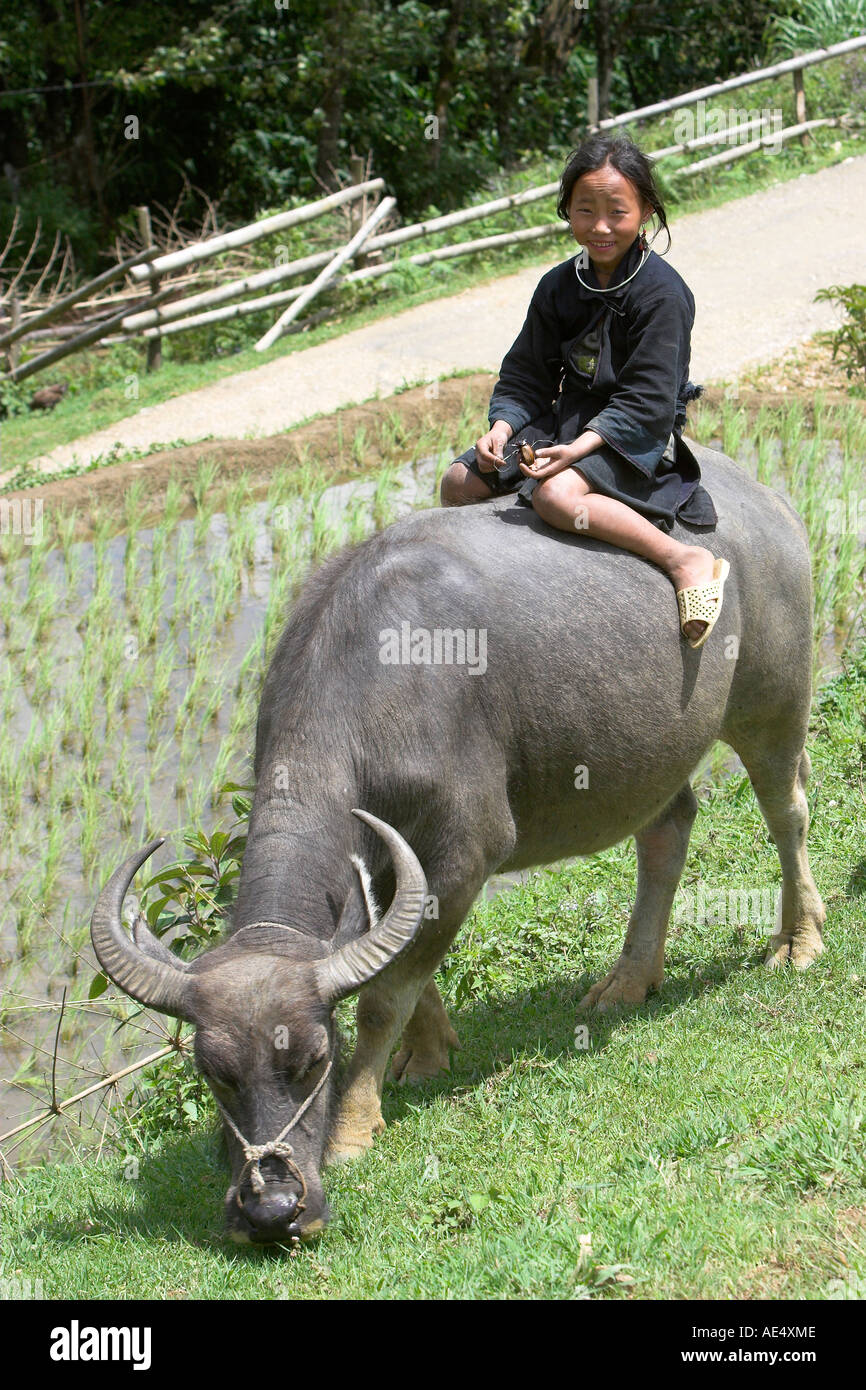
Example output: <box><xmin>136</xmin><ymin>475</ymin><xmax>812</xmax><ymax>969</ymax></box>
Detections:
<box><xmin>815</xmin><ymin>283</ymin><xmax>866</xmax><ymax>391</ymax></box>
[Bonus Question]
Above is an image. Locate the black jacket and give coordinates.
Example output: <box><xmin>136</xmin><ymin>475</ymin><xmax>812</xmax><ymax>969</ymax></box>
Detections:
<box><xmin>489</xmin><ymin>238</ymin><xmax>700</xmax><ymax>480</ymax></box>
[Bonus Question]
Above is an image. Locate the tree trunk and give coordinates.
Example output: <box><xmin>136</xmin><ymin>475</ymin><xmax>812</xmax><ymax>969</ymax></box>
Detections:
<box><xmin>73</xmin><ymin>0</ymin><xmax>105</xmax><ymax>224</ymax></box>
<box><xmin>429</xmin><ymin>0</ymin><xmax>465</xmax><ymax>170</ymax></box>
<box><xmin>315</xmin><ymin>0</ymin><xmax>352</xmax><ymax>188</ymax></box>
<box><xmin>595</xmin><ymin>0</ymin><xmax>614</xmax><ymax>120</ymax></box>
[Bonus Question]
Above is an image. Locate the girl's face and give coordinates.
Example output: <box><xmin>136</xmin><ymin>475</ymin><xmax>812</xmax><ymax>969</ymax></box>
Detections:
<box><xmin>567</xmin><ymin>163</ymin><xmax>652</xmax><ymax>275</ymax></box>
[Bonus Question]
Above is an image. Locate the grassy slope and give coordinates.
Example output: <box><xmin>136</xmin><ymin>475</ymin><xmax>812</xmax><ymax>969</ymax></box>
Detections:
<box><xmin>3</xmin><ymin>645</ymin><xmax>865</xmax><ymax>1300</ymax></box>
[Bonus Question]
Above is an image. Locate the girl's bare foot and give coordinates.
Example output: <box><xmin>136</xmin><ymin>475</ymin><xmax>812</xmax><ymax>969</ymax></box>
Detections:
<box><xmin>667</xmin><ymin>546</ymin><xmax>718</xmax><ymax>642</ymax></box>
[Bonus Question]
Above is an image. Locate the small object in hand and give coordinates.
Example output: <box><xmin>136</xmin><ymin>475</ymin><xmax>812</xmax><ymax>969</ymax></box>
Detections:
<box><xmin>518</xmin><ymin>442</ymin><xmax>536</xmax><ymax>469</ymax></box>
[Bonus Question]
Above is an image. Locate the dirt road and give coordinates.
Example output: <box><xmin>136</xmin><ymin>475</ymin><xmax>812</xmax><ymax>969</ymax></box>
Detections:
<box><xmin>16</xmin><ymin>153</ymin><xmax>866</xmax><ymax>481</ymax></box>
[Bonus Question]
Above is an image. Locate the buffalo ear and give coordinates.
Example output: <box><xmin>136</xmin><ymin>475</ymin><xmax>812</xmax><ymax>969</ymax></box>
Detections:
<box><xmin>132</xmin><ymin>913</ymin><xmax>191</xmax><ymax>970</ymax></box>
<box><xmin>314</xmin><ymin>812</ymin><xmax>426</xmax><ymax>1006</ymax></box>
<box><xmin>333</xmin><ymin>859</ymin><xmax>379</xmax><ymax>950</ymax></box>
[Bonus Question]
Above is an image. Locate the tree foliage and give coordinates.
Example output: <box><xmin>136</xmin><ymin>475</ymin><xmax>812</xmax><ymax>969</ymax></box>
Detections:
<box><xmin>0</xmin><ymin>0</ymin><xmax>789</xmax><ymax>267</ymax></box>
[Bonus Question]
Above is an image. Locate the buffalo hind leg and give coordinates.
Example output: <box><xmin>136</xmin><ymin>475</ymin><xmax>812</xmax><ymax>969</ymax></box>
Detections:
<box><xmin>738</xmin><ymin>745</ymin><xmax>825</xmax><ymax>969</ymax></box>
<box><xmin>391</xmin><ymin>979</ymin><xmax>461</xmax><ymax>1083</ymax></box>
<box><xmin>579</xmin><ymin>782</ymin><xmax>697</xmax><ymax>1011</ymax></box>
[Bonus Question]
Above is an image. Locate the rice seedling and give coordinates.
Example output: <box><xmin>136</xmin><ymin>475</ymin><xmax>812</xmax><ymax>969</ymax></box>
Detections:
<box><xmin>211</xmin><ymin>560</ymin><xmax>239</xmax><ymax>630</ymax></box>
<box><xmin>123</xmin><ymin>527</ymin><xmax>141</xmax><ymax>598</ymax></box>
<box><xmin>309</xmin><ymin>492</ymin><xmax>343</xmax><ymax>563</ymax></box>
<box><xmin>122</xmin><ymin>479</ymin><xmax>149</xmax><ymax>534</ymax></box>
<box><xmin>228</xmin><ymin>505</ymin><xmax>260</xmax><ymax>570</ymax></box>
<box><xmin>136</xmin><ymin>564</ymin><xmax>167</xmax><ymax>650</ymax></box>
<box><xmin>778</xmin><ymin>399</ymin><xmax>807</xmax><ymax>465</ymax></box>
<box><xmin>345</xmin><ymin>498</ymin><xmax>372</xmax><ymax>547</ymax></box>
<box><xmin>0</xmin><ymin>526</ymin><xmax>26</xmax><ymax>571</ymax></box>
<box><xmin>109</xmin><ymin>744</ymin><xmax>138</xmax><ymax>834</ymax></box>
<box><xmin>191</xmin><ymin>458</ymin><xmax>220</xmax><ymax>512</ymax></box>
<box><xmin>162</xmin><ymin>477</ymin><xmax>186</xmax><ymax>531</ymax></box>
<box><xmin>371</xmin><ymin>465</ymin><xmax>397</xmax><ymax>529</ymax></box>
<box><xmin>719</xmin><ymin>398</ymin><xmax>748</xmax><ymax>462</ymax></box>
<box><xmin>351</xmin><ymin>425</ymin><xmax>370</xmax><ymax>468</ymax></box>
<box><xmin>224</xmin><ymin>476</ymin><xmax>253</xmax><ymax>527</ymax></box>
<box><xmin>55</xmin><ymin>510</ymin><xmax>78</xmax><ymax>567</ymax></box>
<box><xmin>198</xmin><ymin>670</ymin><xmax>229</xmax><ymax>728</ymax></box>
<box><xmin>23</xmin><ymin>536</ymin><xmax>50</xmax><ymax>601</ymax></box>
<box><xmin>76</xmin><ymin>770</ymin><xmax>108</xmax><ymax>875</ymax></box>
<box><xmin>174</xmin><ymin>663</ymin><xmax>212</xmax><ymax>736</ymax></box>
<box><xmin>35</xmin><ymin>818</ymin><xmax>66</xmax><ymax>910</ymax></box>
<box><xmin>0</xmin><ymin>733</ymin><xmax>27</xmax><ymax>821</ymax></box>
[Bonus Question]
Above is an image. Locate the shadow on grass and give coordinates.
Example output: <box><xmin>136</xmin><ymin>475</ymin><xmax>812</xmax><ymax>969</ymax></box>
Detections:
<box><xmin>379</xmin><ymin>946</ymin><xmax>754</xmax><ymax>1127</ymax></box>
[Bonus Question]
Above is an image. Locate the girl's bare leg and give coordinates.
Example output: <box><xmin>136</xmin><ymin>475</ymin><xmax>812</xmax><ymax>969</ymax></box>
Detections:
<box><xmin>531</xmin><ymin>469</ymin><xmax>718</xmax><ymax>641</ymax></box>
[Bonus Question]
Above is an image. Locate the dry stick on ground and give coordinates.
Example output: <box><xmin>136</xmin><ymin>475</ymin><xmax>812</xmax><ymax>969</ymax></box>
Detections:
<box><xmin>0</xmin><ymin>246</ymin><xmax>159</xmax><ymax>352</ymax></box>
<box><xmin>0</xmin><ymin>1036</ymin><xmax>192</xmax><ymax>1153</ymax></box>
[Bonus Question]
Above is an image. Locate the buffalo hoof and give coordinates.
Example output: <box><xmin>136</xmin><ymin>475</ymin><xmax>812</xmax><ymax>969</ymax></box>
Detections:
<box><xmin>326</xmin><ymin>1107</ymin><xmax>386</xmax><ymax>1164</ymax></box>
<box><xmin>391</xmin><ymin>1027</ymin><xmax>461</xmax><ymax>1084</ymax></box>
<box><xmin>577</xmin><ymin>957</ymin><xmax>661</xmax><ymax>1012</ymax></box>
<box><xmin>764</xmin><ymin>923</ymin><xmax>825</xmax><ymax>971</ymax></box>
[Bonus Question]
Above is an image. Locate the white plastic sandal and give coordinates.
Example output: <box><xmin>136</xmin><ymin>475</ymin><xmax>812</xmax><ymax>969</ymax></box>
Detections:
<box><xmin>676</xmin><ymin>557</ymin><xmax>731</xmax><ymax>650</ymax></box>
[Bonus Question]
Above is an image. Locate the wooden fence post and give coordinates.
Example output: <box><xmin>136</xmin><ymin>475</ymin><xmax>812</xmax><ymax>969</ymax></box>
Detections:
<box><xmin>793</xmin><ymin>69</ymin><xmax>809</xmax><ymax>146</ymax></box>
<box><xmin>136</xmin><ymin>206</ymin><xmax>162</xmax><ymax>371</ymax></box>
<box><xmin>349</xmin><ymin>154</ymin><xmax>367</xmax><ymax>266</ymax></box>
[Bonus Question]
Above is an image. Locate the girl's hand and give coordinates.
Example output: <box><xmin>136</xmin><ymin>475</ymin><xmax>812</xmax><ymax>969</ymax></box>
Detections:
<box><xmin>475</xmin><ymin>421</ymin><xmax>514</xmax><ymax>473</ymax></box>
<box><xmin>519</xmin><ymin>442</ymin><xmax>583</xmax><ymax>481</ymax></box>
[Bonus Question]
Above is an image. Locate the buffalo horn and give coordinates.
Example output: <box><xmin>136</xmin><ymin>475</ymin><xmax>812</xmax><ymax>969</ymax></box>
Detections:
<box><xmin>91</xmin><ymin>839</ymin><xmax>194</xmax><ymax>1021</ymax></box>
<box><xmin>315</xmin><ymin>811</ymin><xmax>427</xmax><ymax>1003</ymax></box>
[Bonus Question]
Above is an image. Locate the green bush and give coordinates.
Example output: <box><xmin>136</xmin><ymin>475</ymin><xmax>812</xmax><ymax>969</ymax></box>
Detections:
<box><xmin>815</xmin><ymin>282</ymin><xmax>866</xmax><ymax>391</ymax></box>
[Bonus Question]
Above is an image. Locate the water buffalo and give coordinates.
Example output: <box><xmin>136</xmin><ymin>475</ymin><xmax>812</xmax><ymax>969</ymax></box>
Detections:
<box><xmin>91</xmin><ymin>438</ymin><xmax>825</xmax><ymax>1244</ymax></box>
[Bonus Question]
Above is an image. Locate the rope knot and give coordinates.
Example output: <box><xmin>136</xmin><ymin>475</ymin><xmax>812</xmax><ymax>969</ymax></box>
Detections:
<box><xmin>239</xmin><ymin>1141</ymin><xmax>299</xmax><ymax>1197</ymax></box>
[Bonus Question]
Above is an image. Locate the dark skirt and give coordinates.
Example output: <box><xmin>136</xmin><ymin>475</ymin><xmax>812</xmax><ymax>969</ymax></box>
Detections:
<box><xmin>458</xmin><ymin>413</ymin><xmax>717</xmax><ymax>533</ymax></box>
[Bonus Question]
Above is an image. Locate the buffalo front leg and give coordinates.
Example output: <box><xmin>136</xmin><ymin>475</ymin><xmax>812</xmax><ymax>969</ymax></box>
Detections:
<box><xmin>579</xmin><ymin>782</ymin><xmax>697</xmax><ymax>1011</ymax></box>
<box><xmin>742</xmin><ymin>747</ymin><xmax>826</xmax><ymax>969</ymax></box>
<box><xmin>328</xmin><ymin>884</ymin><xmax>478</xmax><ymax>1162</ymax></box>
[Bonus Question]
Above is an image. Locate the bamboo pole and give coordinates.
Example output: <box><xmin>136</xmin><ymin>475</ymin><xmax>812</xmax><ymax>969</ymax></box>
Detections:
<box><xmin>122</xmin><ymin>181</ymin><xmax>562</xmax><ymax>335</ymax></box>
<box><xmin>598</xmin><ymin>34</ymin><xmax>866</xmax><ymax>130</ymax></box>
<box><xmin>670</xmin><ymin>116</ymin><xmax>844</xmax><ymax>176</ymax></box>
<box><xmin>7</xmin><ymin>284</ymin><xmax>174</xmax><ymax>383</ymax></box>
<box><xmin>255</xmin><ymin>196</ymin><xmax>397</xmax><ymax>351</ymax></box>
<box><xmin>128</xmin><ymin>179</ymin><xmax>386</xmax><ymax>281</ymax></box>
<box><xmin>134</xmin><ymin>222</ymin><xmax>564</xmax><ymax>341</ymax></box>
<box><xmin>0</xmin><ymin>245</ymin><xmax>158</xmax><ymax>351</ymax></box>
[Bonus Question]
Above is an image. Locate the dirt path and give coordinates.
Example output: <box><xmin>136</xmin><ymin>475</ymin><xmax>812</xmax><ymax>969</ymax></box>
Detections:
<box><xmin>14</xmin><ymin>153</ymin><xmax>866</xmax><ymax>483</ymax></box>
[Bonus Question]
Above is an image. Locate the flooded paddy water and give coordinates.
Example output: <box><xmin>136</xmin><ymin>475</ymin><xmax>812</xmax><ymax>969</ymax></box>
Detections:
<box><xmin>1</xmin><ymin>401</ymin><xmax>864</xmax><ymax>1161</ymax></box>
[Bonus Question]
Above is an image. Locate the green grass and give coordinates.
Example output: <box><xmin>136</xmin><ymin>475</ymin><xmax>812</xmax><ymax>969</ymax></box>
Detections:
<box><xmin>2</xmin><ymin>646</ymin><xmax>865</xmax><ymax>1297</ymax></box>
<box><xmin>2</xmin><ymin>55</ymin><xmax>864</xmax><ymax>481</ymax></box>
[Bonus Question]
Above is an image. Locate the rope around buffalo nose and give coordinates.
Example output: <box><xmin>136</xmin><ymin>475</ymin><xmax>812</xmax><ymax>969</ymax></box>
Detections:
<box><xmin>211</xmin><ymin>1057</ymin><xmax>333</xmax><ymax>1207</ymax></box>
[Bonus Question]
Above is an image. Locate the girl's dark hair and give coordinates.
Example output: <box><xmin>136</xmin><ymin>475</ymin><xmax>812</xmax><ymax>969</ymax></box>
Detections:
<box><xmin>558</xmin><ymin>134</ymin><xmax>671</xmax><ymax>252</ymax></box>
